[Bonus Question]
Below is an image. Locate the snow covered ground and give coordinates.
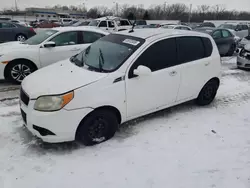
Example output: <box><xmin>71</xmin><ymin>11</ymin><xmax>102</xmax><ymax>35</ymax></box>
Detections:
<box><xmin>0</xmin><ymin>57</ymin><xmax>250</xmax><ymax>188</ymax></box>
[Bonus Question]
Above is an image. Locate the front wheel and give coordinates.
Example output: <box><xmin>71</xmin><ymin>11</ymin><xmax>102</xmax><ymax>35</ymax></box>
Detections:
<box><xmin>5</xmin><ymin>61</ymin><xmax>36</xmax><ymax>84</ymax></box>
<box><xmin>196</xmin><ymin>80</ymin><xmax>219</xmax><ymax>106</ymax></box>
<box><xmin>226</xmin><ymin>43</ymin><xmax>236</xmax><ymax>56</ymax></box>
<box><xmin>76</xmin><ymin>109</ymin><xmax>118</xmax><ymax>146</ymax></box>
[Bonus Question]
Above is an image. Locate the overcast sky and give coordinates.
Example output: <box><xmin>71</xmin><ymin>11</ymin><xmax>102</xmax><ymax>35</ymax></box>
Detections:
<box><xmin>1</xmin><ymin>0</ymin><xmax>250</xmax><ymax>11</ymax></box>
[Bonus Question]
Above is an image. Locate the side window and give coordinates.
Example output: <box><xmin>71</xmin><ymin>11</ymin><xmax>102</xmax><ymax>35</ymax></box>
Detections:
<box><xmin>222</xmin><ymin>30</ymin><xmax>232</xmax><ymax>38</ymax></box>
<box><xmin>120</xmin><ymin>20</ymin><xmax>130</xmax><ymax>26</ymax></box>
<box><xmin>1</xmin><ymin>23</ymin><xmax>15</xmax><ymax>28</ymax></box>
<box><xmin>99</xmin><ymin>21</ymin><xmax>107</xmax><ymax>27</ymax></box>
<box><xmin>128</xmin><ymin>38</ymin><xmax>177</xmax><ymax>78</ymax></box>
<box><xmin>242</xmin><ymin>25</ymin><xmax>248</xmax><ymax>30</ymax></box>
<box><xmin>236</xmin><ymin>25</ymin><xmax>243</xmax><ymax>30</ymax></box>
<box><xmin>177</xmin><ymin>36</ymin><xmax>205</xmax><ymax>64</ymax></box>
<box><xmin>108</xmin><ymin>21</ymin><xmax>115</xmax><ymax>28</ymax></box>
<box><xmin>181</xmin><ymin>27</ymin><xmax>191</xmax><ymax>30</ymax></box>
<box><xmin>212</xmin><ymin>30</ymin><xmax>222</xmax><ymax>39</ymax></box>
<box><xmin>175</xmin><ymin>26</ymin><xmax>181</xmax><ymax>30</ymax></box>
<box><xmin>82</xmin><ymin>31</ymin><xmax>104</xmax><ymax>43</ymax></box>
<box><xmin>50</xmin><ymin>31</ymin><xmax>78</xmax><ymax>46</ymax></box>
<box><xmin>201</xmin><ymin>37</ymin><xmax>213</xmax><ymax>57</ymax></box>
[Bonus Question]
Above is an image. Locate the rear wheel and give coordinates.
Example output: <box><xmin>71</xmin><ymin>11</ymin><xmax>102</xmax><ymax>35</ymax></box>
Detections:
<box><xmin>76</xmin><ymin>109</ymin><xmax>118</xmax><ymax>146</ymax></box>
<box><xmin>196</xmin><ymin>80</ymin><xmax>219</xmax><ymax>106</ymax></box>
<box><xmin>16</xmin><ymin>34</ymin><xmax>27</xmax><ymax>42</ymax></box>
<box><xmin>5</xmin><ymin>60</ymin><xmax>37</xmax><ymax>84</ymax></box>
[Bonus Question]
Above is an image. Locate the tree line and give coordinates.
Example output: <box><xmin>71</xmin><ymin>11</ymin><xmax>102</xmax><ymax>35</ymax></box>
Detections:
<box><xmin>2</xmin><ymin>3</ymin><xmax>250</xmax><ymax>22</ymax></box>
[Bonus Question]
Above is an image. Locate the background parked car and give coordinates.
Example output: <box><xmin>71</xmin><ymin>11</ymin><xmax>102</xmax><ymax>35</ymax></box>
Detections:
<box><xmin>0</xmin><ymin>21</ymin><xmax>36</xmax><ymax>43</ymax></box>
<box><xmin>72</xmin><ymin>20</ymin><xmax>91</xmax><ymax>27</ymax></box>
<box><xmin>197</xmin><ymin>22</ymin><xmax>216</xmax><ymax>28</ymax></box>
<box><xmin>134</xmin><ymin>25</ymin><xmax>159</xmax><ymax>29</ymax></box>
<box><xmin>10</xmin><ymin>20</ymin><xmax>30</xmax><ymax>27</ymax></box>
<box><xmin>218</xmin><ymin>23</ymin><xmax>249</xmax><ymax>38</ymax></box>
<box><xmin>60</xmin><ymin>18</ymin><xmax>73</xmax><ymax>26</ymax></box>
<box><xmin>36</xmin><ymin>20</ymin><xmax>61</xmax><ymax>28</ymax></box>
<box><xmin>237</xmin><ymin>35</ymin><xmax>250</xmax><ymax>48</ymax></box>
<box><xmin>0</xmin><ymin>27</ymin><xmax>108</xmax><ymax>83</ymax></box>
<box><xmin>161</xmin><ymin>24</ymin><xmax>192</xmax><ymax>30</ymax></box>
<box><xmin>195</xmin><ymin>27</ymin><xmax>236</xmax><ymax>56</ymax></box>
<box><xmin>237</xmin><ymin>43</ymin><xmax>250</xmax><ymax>69</ymax></box>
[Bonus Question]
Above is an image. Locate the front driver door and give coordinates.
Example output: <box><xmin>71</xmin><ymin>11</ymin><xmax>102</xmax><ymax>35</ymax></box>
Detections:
<box><xmin>125</xmin><ymin>38</ymin><xmax>181</xmax><ymax>119</ymax></box>
<box><xmin>212</xmin><ymin>30</ymin><xmax>227</xmax><ymax>55</ymax></box>
<box><xmin>39</xmin><ymin>31</ymin><xmax>82</xmax><ymax>67</ymax></box>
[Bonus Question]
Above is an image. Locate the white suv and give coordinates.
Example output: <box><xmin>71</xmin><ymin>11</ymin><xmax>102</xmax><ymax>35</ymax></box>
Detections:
<box><xmin>20</xmin><ymin>29</ymin><xmax>221</xmax><ymax>145</ymax></box>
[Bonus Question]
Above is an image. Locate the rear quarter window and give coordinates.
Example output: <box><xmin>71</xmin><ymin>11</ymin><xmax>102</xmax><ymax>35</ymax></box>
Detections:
<box><xmin>177</xmin><ymin>36</ymin><xmax>206</xmax><ymax>64</ymax></box>
<box><xmin>201</xmin><ymin>37</ymin><xmax>213</xmax><ymax>57</ymax></box>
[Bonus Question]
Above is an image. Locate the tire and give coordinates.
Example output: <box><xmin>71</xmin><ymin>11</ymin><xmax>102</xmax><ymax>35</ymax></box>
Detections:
<box><xmin>5</xmin><ymin>60</ymin><xmax>37</xmax><ymax>84</ymax></box>
<box><xmin>15</xmin><ymin>34</ymin><xmax>27</xmax><ymax>42</ymax></box>
<box><xmin>76</xmin><ymin>109</ymin><xmax>118</xmax><ymax>146</ymax></box>
<box><xmin>226</xmin><ymin>43</ymin><xmax>236</xmax><ymax>56</ymax></box>
<box><xmin>196</xmin><ymin>80</ymin><xmax>219</xmax><ymax>106</ymax></box>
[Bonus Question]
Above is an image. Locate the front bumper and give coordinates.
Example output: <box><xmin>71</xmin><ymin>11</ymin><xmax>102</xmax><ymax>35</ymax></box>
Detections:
<box><xmin>237</xmin><ymin>55</ymin><xmax>250</xmax><ymax>69</ymax></box>
<box><xmin>0</xmin><ymin>62</ymin><xmax>6</xmax><ymax>79</ymax></box>
<box><xmin>20</xmin><ymin>99</ymin><xmax>93</xmax><ymax>143</ymax></box>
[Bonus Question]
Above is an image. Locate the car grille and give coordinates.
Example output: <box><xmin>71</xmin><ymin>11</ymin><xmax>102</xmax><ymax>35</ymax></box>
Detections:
<box><xmin>21</xmin><ymin>109</ymin><xmax>27</xmax><ymax>124</ymax></box>
<box><xmin>20</xmin><ymin>88</ymin><xmax>29</xmax><ymax>106</ymax></box>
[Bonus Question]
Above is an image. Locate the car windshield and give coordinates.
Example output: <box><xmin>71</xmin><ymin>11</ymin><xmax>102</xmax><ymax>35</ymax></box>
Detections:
<box><xmin>218</xmin><ymin>24</ymin><xmax>236</xmax><ymax>30</ymax></box>
<box><xmin>25</xmin><ymin>30</ymin><xmax>58</xmax><ymax>45</ymax></box>
<box><xmin>71</xmin><ymin>34</ymin><xmax>145</xmax><ymax>72</ymax></box>
<box><xmin>88</xmin><ymin>20</ymin><xmax>100</xmax><ymax>26</ymax></box>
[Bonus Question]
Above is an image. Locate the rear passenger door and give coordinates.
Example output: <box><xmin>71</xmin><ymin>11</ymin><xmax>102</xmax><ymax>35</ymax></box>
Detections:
<box><xmin>176</xmin><ymin>36</ymin><xmax>213</xmax><ymax>101</ymax></box>
<box><xmin>126</xmin><ymin>38</ymin><xmax>181</xmax><ymax>118</ymax></box>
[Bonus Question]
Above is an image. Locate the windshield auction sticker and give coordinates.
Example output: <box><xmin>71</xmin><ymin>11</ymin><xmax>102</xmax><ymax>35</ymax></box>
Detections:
<box><xmin>123</xmin><ymin>39</ymin><xmax>140</xmax><ymax>46</ymax></box>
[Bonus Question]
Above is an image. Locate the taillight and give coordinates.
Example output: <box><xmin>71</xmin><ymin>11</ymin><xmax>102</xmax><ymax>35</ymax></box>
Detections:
<box><xmin>30</xmin><ymin>27</ymin><xmax>35</xmax><ymax>33</ymax></box>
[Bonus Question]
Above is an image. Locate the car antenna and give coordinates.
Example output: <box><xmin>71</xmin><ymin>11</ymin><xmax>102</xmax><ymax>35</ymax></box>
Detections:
<box><xmin>129</xmin><ymin>18</ymin><xmax>136</xmax><ymax>33</ymax></box>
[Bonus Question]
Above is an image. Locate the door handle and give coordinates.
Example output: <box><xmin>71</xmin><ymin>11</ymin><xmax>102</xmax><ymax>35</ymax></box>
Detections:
<box><xmin>169</xmin><ymin>70</ymin><xmax>177</xmax><ymax>76</ymax></box>
<box><xmin>205</xmin><ymin>62</ymin><xmax>210</xmax><ymax>66</ymax></box>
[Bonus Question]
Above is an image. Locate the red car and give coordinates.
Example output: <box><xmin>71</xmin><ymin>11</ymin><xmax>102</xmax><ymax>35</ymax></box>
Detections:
<box><xmin>36</xmin><ymin>20</ymin><xmax>60</xmax><ymax>28</ymax></box>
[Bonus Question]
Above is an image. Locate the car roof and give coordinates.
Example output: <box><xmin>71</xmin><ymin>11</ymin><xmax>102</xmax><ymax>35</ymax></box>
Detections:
<box><xmin>49</xmin><ymin>26</ymin><xmax>109</xmax><ymax>35</ymax></box>
<box><xmin>117</xmin><ymin>28</ymin><xmax>209</xmax><ymax>39</ymax></box>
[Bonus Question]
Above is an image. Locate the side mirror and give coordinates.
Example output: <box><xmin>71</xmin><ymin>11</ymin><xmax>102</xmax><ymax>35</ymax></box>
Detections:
<box><xmin>43</xmin><ymin>41</ymin><xmax>56</xmax><ymax>48</ymax></box>
<box><xmin>133</xmin><ymin>65</ymin><xmax>152</xmax><ymax>77</ymax></box>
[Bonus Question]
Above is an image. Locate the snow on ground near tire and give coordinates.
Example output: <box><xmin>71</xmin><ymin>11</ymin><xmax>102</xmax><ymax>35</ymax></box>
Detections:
<box><xmin>1</xmin><ymin>61</ymin><xmax>250</xmax><ymax>188</ymax></box>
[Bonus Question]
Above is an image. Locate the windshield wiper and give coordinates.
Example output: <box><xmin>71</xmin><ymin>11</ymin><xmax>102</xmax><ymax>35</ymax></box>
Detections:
<box><xmin>98</xmin><ymin>48</ymin><xmax>105</xmax><ymax>72</ymax></box>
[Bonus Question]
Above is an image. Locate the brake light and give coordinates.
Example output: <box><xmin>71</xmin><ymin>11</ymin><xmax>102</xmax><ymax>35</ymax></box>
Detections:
<box><xmin>29</xmin><ymin>27</ymin><xmax>35</xmax><ymax>33</ymax></box>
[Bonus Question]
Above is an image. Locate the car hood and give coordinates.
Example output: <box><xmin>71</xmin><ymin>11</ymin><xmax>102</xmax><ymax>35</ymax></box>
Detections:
<box><xmin>0</xmin><ymin>41</ymin><xmax>36</xmax><ymax>52</ymax></box>
<box><xmin>22</xmin><ymin>59</ymin><xmax>109</xmax><ymax>99</ymax></box>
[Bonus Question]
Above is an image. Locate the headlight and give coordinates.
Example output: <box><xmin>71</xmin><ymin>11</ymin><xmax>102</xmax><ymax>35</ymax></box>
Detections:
<box><xmin>34</xmin><ymin>91</ymin><xmax>74</xmax><ymax>112</ymax></box>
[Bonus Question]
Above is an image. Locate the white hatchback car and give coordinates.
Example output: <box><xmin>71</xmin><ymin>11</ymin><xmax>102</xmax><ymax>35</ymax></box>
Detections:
<box><xmin>0</xmin><ymin>27</ymin><xmax>108</xmax><ymax>83</ymax></box>
<box><xmin>20</xmin><ymin>29</ymin><xmax>221</xmax><ymax>145</ymax></box>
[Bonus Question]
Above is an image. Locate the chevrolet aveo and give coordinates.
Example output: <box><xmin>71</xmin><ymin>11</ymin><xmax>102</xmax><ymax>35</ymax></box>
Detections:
<box><xmin>20</xmin><ymin>29</ymin><xmax>221</xmax><ymax>145</ymax></box>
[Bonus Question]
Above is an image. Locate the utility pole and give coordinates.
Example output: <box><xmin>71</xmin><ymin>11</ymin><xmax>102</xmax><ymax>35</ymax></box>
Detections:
<box><xmin>14</xmin><ymin>0</ymin><xmax>18</xmax><ymax>12</ymax></box>
<box><xmin>116</xmin><ymin>3</ymin><xmax>119</xmax><ymax>16</ymax></box>
<box><xmin>113</xmin><ymin>2</ymin><xmax>119</xmax><ymax>16</ymax></box>
<box><xmin>188</xmin><ymin>3</ymin><xmax>192</xmax><ymax>23</ymax></box>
